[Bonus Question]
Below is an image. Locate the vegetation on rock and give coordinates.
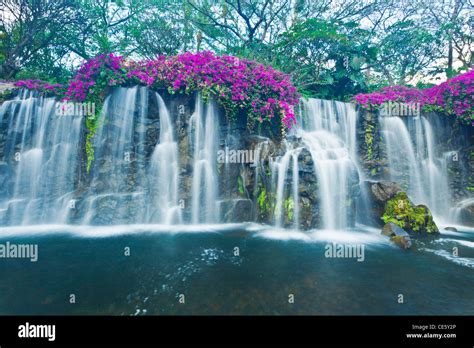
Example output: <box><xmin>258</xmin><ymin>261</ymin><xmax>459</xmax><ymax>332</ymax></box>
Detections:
<box><xmin>354</xmin><ymin>70</ymin><xmax>474</xmax><ymax>126</ymax></box>
<box><xmin>13</xmin><ymin>52</ymin><xmax>300</xmax><ymax>172</ymax></box>
<box><xmin>382</xmin><ymin>192</ymin><xmax>439</xmax><ymax>234</ymax></box>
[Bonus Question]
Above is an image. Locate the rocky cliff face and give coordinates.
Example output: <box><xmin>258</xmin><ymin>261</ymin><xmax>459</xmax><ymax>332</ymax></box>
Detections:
<box><xmin>356</xmin><ymin>108</ymin><xmax>474</xmax><ymax>227</ymax></box>
<box><xmin>0</xmin><ymin>87</ymin><xmax>330</xmax><ymax>228</ymax></box>
<box><xmin>0</xmin><ymin>85</ymin><xmax>472</xmax><ymax>229</ymax></box>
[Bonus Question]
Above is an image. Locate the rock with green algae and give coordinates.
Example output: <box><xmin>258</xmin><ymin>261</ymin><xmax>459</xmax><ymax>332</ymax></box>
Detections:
<box><xmin>0</xmin><ymin>83</ymin><xmax>17</xmax><ymax>104</ymax></box>
<box><xmin>381</xmin><ymin>191</ymin><xmax>439</xmax><ymax>235</ymax></box>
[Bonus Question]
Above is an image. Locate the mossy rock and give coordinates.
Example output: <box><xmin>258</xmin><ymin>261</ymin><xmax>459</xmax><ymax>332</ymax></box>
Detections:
<box><xmin>381</xmin><ymin>192</ymin><xmax>439</xmax><ymax>235</ymax></box>
<box><xmin>0</xmin><ymin>87</ymin><xmax>16</xmax><ymax>104</ymax></box>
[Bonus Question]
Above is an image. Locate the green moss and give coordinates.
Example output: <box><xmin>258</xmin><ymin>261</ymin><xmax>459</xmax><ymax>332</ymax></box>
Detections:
<box><xmin>237</xmin><ymin>176</ymin><xmax>245</xmax><ymax>195</ymax></box>
<box><xmin>84</xmin><ymin>104</ymin><xmax>103</xmax><ymax>173</ymax></box>
<box><xmin>284</xmin><ymin>197</ymin><xmax>294</xmax><ymax>221</ymax></box>
<box><xmin>0</xmin><ymin>89</ymin><xmax>14</xmax><ymax>104</ymax></box>
<box><xmin>257</xmin><ymin>189</ymin><xmax>269</xmax><ymax>217</ymax></box>
<box><xmin>382</xmin><ymin>192</ymin><xmax>438</xmax><ymax>233</ymax></box>
<box><xmin>365</xmin><ymin>123</ymin><xmax>374</xmax><ymax>160</ymax></box>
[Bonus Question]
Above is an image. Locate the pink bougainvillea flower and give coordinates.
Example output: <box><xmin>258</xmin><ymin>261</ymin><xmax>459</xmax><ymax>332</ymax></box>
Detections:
<box><xmin>353</xmin><ymin>70</ymin><xmax>474</xmax><ymax>125</ymax></box>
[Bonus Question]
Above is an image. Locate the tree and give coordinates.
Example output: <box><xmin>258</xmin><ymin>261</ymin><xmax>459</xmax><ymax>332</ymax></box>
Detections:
<box><xmin>0</xmin><ymin>0</ymin><xmax>82</xmax><ymax>79</ymax></box>
<box><xmin>275</xmin><ymin>18</ymin><xmax>375</xmax><ymax>99</ymax></box>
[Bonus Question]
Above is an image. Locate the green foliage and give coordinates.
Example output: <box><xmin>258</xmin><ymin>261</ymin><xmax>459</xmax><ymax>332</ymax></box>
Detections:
<box><xmin>237</xmin><ymin>176</ymin><xmax>245</xmax><ymax>196</ymax></box>
<box><xmin>382</xmin><ymin>192</ymin><xmax>438</xmax><ymax>233</ymax></box>
<box><xmin>365</xmin><ymin>123</ymin><xmax>374</xmax><ymax>160</ymax></box>
<box><xmin>3</xmin><ymin>0</ymin><xmax>472</xmax><ymax>103</ymax></box>
<box><xmin>257</xmin><ymin>188</ymin><xmax>273</xmax><ymax>219</ymax></box>
<box><xmin>274</xmin><ymin>18</ymin><xmax>373</xmax><ymax>99</ymax></box>
<box><xmin>258</xmin><ymin>189</ymin><xmax>267</xmax><ymax>211</ymax></box>
<box><xmin>284</xmin><ymin>197</ymin><xmax>295</xmax><ymax>222</ymax></box>
<box><xmin>0</xmin><ymin>89</ymin><xmax>14</xmax><ymax>105</ymax></box>
<box><xmin>84</xmin><ymin>111</ymin><xmax>102</xmax><ymax>173</ymax></box>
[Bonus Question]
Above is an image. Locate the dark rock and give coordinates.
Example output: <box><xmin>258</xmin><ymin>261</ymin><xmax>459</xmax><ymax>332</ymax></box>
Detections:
<box><xmin>456</xmin><ymin>201</ymin><xmax>474</xmax><ymax>227</ymax></box>
<box><xmin>0</xmin><ymin>161</ymin><xmax>13</xmax><ymax>196</ymax></box>
<box><xmin>381</xmin><ymin>222</ymin><xmax>412</xmax><ymax>249</ymax></box>
<box><xmin>371</xmin><ymin>180</ymin><xmax>402</xmax><ymax>202</ymax></box>
<box><xmin>219</xmin><ymin>199</ymin><xmax>254</xmax><ymax>223</ymax></box>
<box><xmin>357</xmin><ymin>180</ymin><xmax>402</xmax><ymax>227</ymax></box>
<box><xmin>444</xmin><ymin>226</ymin><xmax>458</xmax><ymax>232</ymax></box>
<box><xmin>390</xmin><ymin>235</ymin><xmax>413</xmax><ymax>249</ymax></box>
<box><xmin>382</xmin><ymin>221</ymin><xmax>408</xmax><ymax>237</ymax></box>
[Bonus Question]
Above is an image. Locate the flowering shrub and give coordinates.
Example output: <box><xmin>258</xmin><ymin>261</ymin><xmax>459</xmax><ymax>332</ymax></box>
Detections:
<box><xmin>422</xmin><ymin>70</ymin><xmax>474</xmax><ymax>125</ymax></box>
<box><xmin>65</xmin><ymin>53</ymin><xmax>126</xmax><ymax>102</ymax></box>
<box><xmin>17</xmin><ymin>52</ymin><xmax>299</xmax><ymax>130</ymax></box>
<box><xmin>14</xmin><ymin>52</ymin><xmax>300</xmax><ymax>172</ymax></box>
<box><xmin>14</xmin><ymin>79</ymin><xmax>64</xmax><ymax>94</ymax></box>
<box><xmin>125</xmin><ymin>51</ymin><xmax>299</xmax><ymax>128</ymax></box>
<box><xmin>353</xmin><ymin>70</ymin><xmax>474</xmax><ymax>126</ymax></box>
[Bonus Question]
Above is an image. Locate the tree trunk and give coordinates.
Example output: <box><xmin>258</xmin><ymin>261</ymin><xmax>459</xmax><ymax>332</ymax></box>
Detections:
<box><xmin>0</xmin><ymin>62</ymin><xmax>19</xmax><ymax>80</ymax></box>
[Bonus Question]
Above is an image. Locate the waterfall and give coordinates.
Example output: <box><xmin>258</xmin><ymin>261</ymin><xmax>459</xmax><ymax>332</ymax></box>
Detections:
<box><xmin>0</xmin><ymin>90</ymin><xmax>83</xmax><ymax>225</ymax></box>
<box><xmin>147</xmin><ymin>93</ymin><xmax>181</xmax><ymax>224</ymax></box>
<box><xmin>83</xmin><ymin>87</ymin><xmax>183</xmax><ymax>225</ymax></box>
<box><xmin>297</xmin><ymin>98</ymin><xmax>359</xmax><ymax>230</ymax></box>
<box><xmin>252</xmin><ymin>138</ymin><xmax>270</xmax><ymax>196</ymax></box>
<box><xmin>190</xmin><ymin>96</ymin><xmax>219</xmax><ymax>223</ymax></box>
<box><xmin>0</xmin><ymin>87</ymin><xmax>222</xmax><ymax>226</ymax></box>
<box><xmin>272</xmin><ymin>98</ymin><xmax>359</xmax><ymax>230</ymax></box>
<box><xmin>272</xmin><ymin>143</ymin><xmax>300</xmax><ymax>228</ymax></box>
<box><xmin>82</xmin><ymin>87</ymin><xmax>142</xmax><ymax>224</ymax></box>
<box><xmin>379</xmin><ymin>115</ymin><xmax>451</xmax><ymax>223</ymax></box>
<box><xmin>449</xmin><ymin>197</ymin><xmax>474</xmax><ymax>224</ymax></box>
<box><xmin>0</xmin><ymin>88</ymin><xmax>464</xmax><ymax>229</ymax></box>
<box><xmin>300</xmin><ymin>99</ymin><xmax>358</xmax><ymax>158</ymax></box>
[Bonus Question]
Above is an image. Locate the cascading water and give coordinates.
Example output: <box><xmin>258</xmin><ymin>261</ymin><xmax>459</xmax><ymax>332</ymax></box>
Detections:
<box><xmin>189</xmin><ymin>96</ymin><xmax>219</xmax><ymax>223</ymax></box>
<box><xmin>0</xmin><ymin>88</ymin><xmax>465</xmax><ymax>230</ymax></box>
<box><xmin>0</xmin><ymin>90</ymin><xmax>83</xmax><ymax>225</ymax></box>
<box><xmin>269</xmin><ymin>98</ymin><xmax>359</xmax><ymax>230</ymax></box>
<box><xmin>146</xmin><ymin>93</ymin><xmax>181</xmax><ymax>224</ymax></box>
<box><xmin>0</xmin><ymin>87</ymin><xmax>222</xmax><ymax>226</ymax></box>
<box><xmin>81</xmin><ymin>87</ymin><xmax>143</xmax><ymax>224</ymax></box>
<box><xmin>272</xmin><ymin>143</ymin><xmax>300</xmax><ymax>228</ymax></box>
<box><xmin>300</xmin><ymin>99</ymin><xmax>358</xmax><ymax>158</ymax></box>
<box><xmin>297</xmin><ymin>98</ymin><xmax>360</xmax><ymax>230</ymax></box>
<box><xmin>449</xmin><ymin>197</ymin><xmax>474</xmax><ymax>223</ymax></box>
<box><xmin>83</xmin><ymin>87</ymin><xmax>184</xmax><ymax>225</ymax></box>
<box><xmin>379</xmin><ymin>115</ymin><xmax>451</xmax><ymax>223</ymax></box>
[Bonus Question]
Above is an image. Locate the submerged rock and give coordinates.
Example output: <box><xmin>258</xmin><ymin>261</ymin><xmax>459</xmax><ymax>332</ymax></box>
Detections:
<box><xmin>444</xmin><ymin>226</ymin><xmax>458</xmax><ymax>232</ymax></box>
<box><xmin>390</xmin><ymin>235</ymin><xmax>413</xmax><ymax>249</ymax></box>
<box><xmin>381</xmin><ymin>222</ymin><xmax>412</xmax><ymax>249</ymax></box>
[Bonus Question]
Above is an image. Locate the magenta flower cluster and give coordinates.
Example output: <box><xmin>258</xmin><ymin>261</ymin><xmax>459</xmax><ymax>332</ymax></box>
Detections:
<box><xmin>14</xmin><ymin>79</ymin><xmax>63</xmax><ymax>93</ymax></box>
<box><xmin>353</xmin><ymin>70</ymin><xmax>474</xmax><ymax>125</ymax></box>
<box><xmin>125</xmin><ymin>51</ymin><xmax>300</xmax><ymax>128</ymax></box>
<box><xmin>65</xmin><ymin>53</ymin><xmax>125</xmax><ymax>102</ymax></box>
<box><xmin>58</xmin><ymin>51</ymin><xmax>299</xmax><ymax>128</ymax></box>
